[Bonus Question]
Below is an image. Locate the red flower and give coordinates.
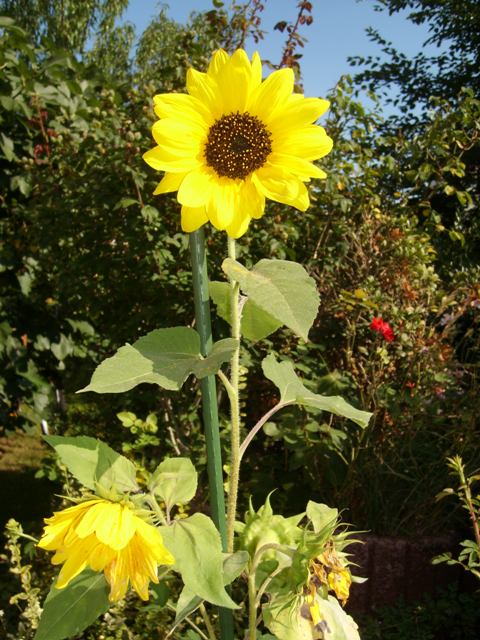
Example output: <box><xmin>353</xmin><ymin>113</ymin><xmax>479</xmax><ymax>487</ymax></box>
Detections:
<box><xmin>369</xmin><ymin>317</ymin><xmax>395</xmax><ymax>342</ymax></box>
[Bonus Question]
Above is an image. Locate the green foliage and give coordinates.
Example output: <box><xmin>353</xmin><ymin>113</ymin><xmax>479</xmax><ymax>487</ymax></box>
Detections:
<box><xmin>81</xmin><ymin>328</ymin><xmax>238</xmax><ymax>393</ymax></box>
<box><xmin>210</xmin><ymin>280</ymin><xmax>282</xmax><ymax>342</ymax></box>
<box><xmin>432</xmin><ymin>456</ymin><xmax>480</xmax><ymax>580</ymax></box>
<box><xmin>173</xmin><ymin>551</ymin><xmax>249</xmax><ymax>631</ymax></box>
<box><xmin>34</xmin><ymin>570</ymin><xmax>110</xmax><ymax>640</ymax></box>
<box><xmin>263</xmin><ymin>594</ymin><xmax>360</xmax><ymax>640</ymax></box>
<box><xmin>222</xmin><ymin>258</ymin><xmax>319</xmax><ymax>341</ymax></box>
<box><xmin>349</xmin><ymin>0</ymin><xmax>480</xmax><ymax>111</ymax></box>
<box><xmin>2</xmin><ymin>2</ymin><xmax>480</xmax><ymax>637</ymax></box>
<box><xmin>160</xmin><ymin>513</ymin><xmax>238</xmax><ymax>609</ymax></box>
<box><xmin>262</xmin><ymin>354</ymin><xmax>372</xmax><ymax>428</ymax></box>
<box><xmin>44</xmin><ymin>435</ymin><xmax>138</xmax><ymax>492</ymax></box>
<box><xmin>149</xmin><ymin>457</ymin><xmax>198</xmax><ymax>512</ymax></box>
<box><xmin>359</xmin><ymin>586</ymin><xmax>480</xmax><ymax>640</ymax></box>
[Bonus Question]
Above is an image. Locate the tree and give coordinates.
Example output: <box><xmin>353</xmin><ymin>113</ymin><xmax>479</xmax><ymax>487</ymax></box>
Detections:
<box><xmin>0</xmin><ymin>0</ymin><xmax>129</xmax><ymax>53</ymax></box>
<box><xmin>349</xmin><ymin>0</ymin><xmax>480</xmax><ymax>111</ymax></box>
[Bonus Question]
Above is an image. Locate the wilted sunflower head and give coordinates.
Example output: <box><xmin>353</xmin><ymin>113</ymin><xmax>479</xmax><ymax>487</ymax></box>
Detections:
<box><xmin>38</xmin><ymin>498</ymin><xmax>174</xmax><ymax>602</ymax></box>
<box><xmin>143</xmin><ymin>49</ymin><xmax>333</xmax><ymax>238</ymax></box>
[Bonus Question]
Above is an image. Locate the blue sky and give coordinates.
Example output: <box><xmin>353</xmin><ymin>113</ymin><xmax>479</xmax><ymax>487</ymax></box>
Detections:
<box><xmin>122</xmin><ymin>0</ymin><xmax>439</xmax><ymax>101</ymax></box>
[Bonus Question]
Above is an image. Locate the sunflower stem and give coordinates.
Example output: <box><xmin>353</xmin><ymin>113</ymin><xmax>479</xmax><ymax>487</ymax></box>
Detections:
<box><xmin>199</xmin><ymin>603</ymin><xmax>218</xmax><ymax>640</ymax></box>
<box><xmin>226</xmin><ymin>236</ymin><xmax>242</xmax><ymax>553</ymax></box>
<box><xmin>189</xmin><ymin>229</ymin><xmax>233</xmax><ymax>640</ymax></box>
<box><xmin>248</xmin><ymin>571</ymin><xmax>257</xmax><ymax>640</ymax></box>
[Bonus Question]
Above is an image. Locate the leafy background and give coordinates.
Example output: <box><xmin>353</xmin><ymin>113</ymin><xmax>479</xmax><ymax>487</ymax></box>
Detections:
<box><xmin>0</xmin><ymin>0</ymin><xmax>479</xmax><ymax>638</ymax></box>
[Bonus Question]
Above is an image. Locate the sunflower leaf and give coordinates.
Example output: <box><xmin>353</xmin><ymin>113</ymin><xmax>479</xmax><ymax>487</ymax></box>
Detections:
<box><xmin>222</xmin><ymin>258</ymin><xmax>319</xmax><ymax>341</ymax></box>
<box><xmin>34</xmin><ymin>569</ymin><xmax>110</xmax><ymax>640</ymax></box>
<box><xmin>44</xmin><ymin>435</ymin><xmax>139</xmax><ymax>492</ymax></box>
<box><xmin>173</xmin><ymin>551</ymin><xmax>248</xmax><ymax>627</ymax></box>
<box><xmin>263</xmin><ymin>593</ymin><xmax>360</xmax><ymax>640</ymax></box>
<box><xmin>210</xmin><ymin>280</ymin><xmax>282</xmax><ymax>342</ymax></box>
<box><xmin>149</xmin><ymin>457</ymin><xmax>198</xmax><ymax>509</ymax></box>
<box><xmin>79</xmin><ymin>327</ymin><xmax>237</xmax><ymax>393</ymax></box>
<box><xmin>262</xmin><ymin>354</ymin><xmax>372</xmax><ymax>428</ymax></box>
<box><xmin>160</xmin><ymin>514</ymin><xmax>238</xmax><ymax>609</ymax></box>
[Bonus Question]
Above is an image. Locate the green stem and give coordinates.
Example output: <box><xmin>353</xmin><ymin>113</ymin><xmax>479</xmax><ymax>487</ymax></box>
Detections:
<box><xmin>226</xmin><ymin>236</ymin><xmax>241</xmax><ymax>553</ymax></box>
<box><xmin>166</xmin><ymin>603</ymin><xmax>210</xmax><ymax>640</ymax></box>
<box><xmin>189</xmin><ymin>229</ymin><xmax>233</xmax><ymax>640</ymax></box>
<box><xmin>248</xmin><ymin>571</ymin><xmax>257</xmax><ymax>640</ymax></box>
<box><xmin>199</xmin><ymin>603</ymin><xmax>217</xmax><ymax>640</ymax></box>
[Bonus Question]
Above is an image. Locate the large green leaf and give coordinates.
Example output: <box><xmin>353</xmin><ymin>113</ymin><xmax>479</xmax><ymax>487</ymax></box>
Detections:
<box><xmin>222</xmin><ymin>258</ymin><xmax>319</xmax><ymax>341</ymax></box>
<box><xmin>210</xmin><ymin>281</ymin><xmax>282</xmax><ymax>342</ymax></box>
<box><xmin>79</xmin><ymin>327</ymin><xmax>237</xmax><ymax>393</ymax></box>
<box><xmin>160</xmin><ymin>514</ymin><xmax>238</xmax><ymax>609</ymax></box>
<box><xmin>174</xmin><ymin>551</ymin><xmax>248</xmax><ymax>627</ymax></box>
<box><xmin>262</xmin><ymin>354</ymin><xmax>372</xmax><ymax>429</ymax></box>
<box><xmin>149</xmin><ymin>457</ymin><xmax>198</xmax><ymax>510</ymax></box>
<box><xmin>44</xmin><ymin>435</ymin><xmax>138</xmax><ymax>492</ymax></box>
<box><xmin>263</xmin><ymin>594</ymin><xmax>360</xmax><ymax>640</ymax></box>
<box><xmin>34</xmin><ymin>569</ymin><xmax>110</xmax><ymax>640</ymax></box>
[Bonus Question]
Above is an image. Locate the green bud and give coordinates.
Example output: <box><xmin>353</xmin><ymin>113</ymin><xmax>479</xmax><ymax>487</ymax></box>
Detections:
<box><xmin>236</xmin><ymin>495</ymin><xmax>304</xmax><ymax>561</ymax></box>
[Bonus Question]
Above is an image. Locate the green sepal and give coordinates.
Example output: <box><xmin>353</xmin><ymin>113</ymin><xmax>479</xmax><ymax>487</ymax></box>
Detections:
<box><xmin>79</xmin><ymin>327</ymin><xmax>238</xmax><ymax>393</ymax></box>
<box><xmin>44</xmin><ymin>435</ymin><xmax>138</xmax><ymax>493</ymax></box>
<box><xmin>160</xmin><ymin>513</ymin><xmax>238</xmax><ymax>609</ymax></box>
<box><xmin>148</xmin><ymin>457</ymin><xmax>198</xmax><ymax>510</ymax></box>
<box><xmin>210</xmin><ymin>280</ymin><xmax>282</xmax><ymax>342</ymax></box>
<box><xmin>306</xmin><ymin>502</ymin><xmax>339</xmax><ymax>535</ymax></box>
<box><xmin>236</xmin><ymin>495</ymin><xmax>304</xmax><ymax>561</ymax></box>
<box><xmin>262</xmin><ymin>354</ymin><xmax>372</xmax><ymax>428</ymax></box>
<box><xmin>222</xmin><ymin>258</ymin><xmax>319</xmax><ymax>341</ymax></box>
<box><xmin>34</xmin><ymin>569</ymin><xmax>110</xmax><ymax>640</ymax></box>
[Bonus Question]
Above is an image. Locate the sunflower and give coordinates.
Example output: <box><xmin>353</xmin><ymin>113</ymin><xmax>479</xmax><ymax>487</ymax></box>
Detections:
<box><xmin>38</xmin><ymin>498</ymin><xmax>174</xmax><ymax>602</ymax></box>
<box><xmin>143</xmin><ymin>49</ymin><xmax>333</xmax><ymax>238</ymax></box>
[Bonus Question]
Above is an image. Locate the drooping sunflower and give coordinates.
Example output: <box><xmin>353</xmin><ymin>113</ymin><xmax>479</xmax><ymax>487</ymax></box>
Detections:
<box><xmin>38</xmin><ymin>498</ymin><xmax>174</xmax><ymax>602</ymax></box>
<box><xmin>143</xmin><ymin>49</ymin><xmax>333</xmax><ymax>238</ymax></box>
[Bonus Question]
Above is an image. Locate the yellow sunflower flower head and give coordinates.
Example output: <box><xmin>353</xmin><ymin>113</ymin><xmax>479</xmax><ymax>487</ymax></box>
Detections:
<box><xmin>143</xmin><ymin>49</ymin><xmax>333</xmax><ymax>238</ymax></box>
<box><xmin>38</xmin><ymin>498</ymin><xmax>174</xmax><ymax>602</ymax></box>
<box><xmin>309</xmin><ymin>544</ymin><xmax>352</xmax><ymax>605</ymax></box>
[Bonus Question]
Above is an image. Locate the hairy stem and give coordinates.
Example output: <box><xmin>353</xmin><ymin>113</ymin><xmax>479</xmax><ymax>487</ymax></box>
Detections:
<box><xmin>199</xmin><ymin>603</ymin><xmax>217</xmax><ymax>640</ymax></box>
<box><xmin>239</xmin><ymin>401</ymin><xmax>293</xmax><ymax>462</ymax></box>
<box><xmin>226</xmin><ymin>236</ymin><xmax>242</xmax><ymax>552</ymax></box>
<box><xmin>248</xmin><ymin>571</ymin><xmax>257</xmax><ymax>640</ymax></box>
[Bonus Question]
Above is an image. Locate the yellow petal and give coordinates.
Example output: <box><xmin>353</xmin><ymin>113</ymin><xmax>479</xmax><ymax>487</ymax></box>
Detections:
<box><xmin>212</xmin><ymin>49</ymin><xmax>254</xmax><ymax>113</ymax></box>
<box><xmin>207</xmin><ymin>49</ymin><xmax>230</xmax><ymax>78</ymax></box>
<box><xmin>135</xmin><ymin>518</ymin><xmax>175</xmax><ymax>566</ymax></box>
<box><xmin>143</xmin><ymin>147</ymin><xmax>201</xmax><ymax>173</ymax></box>
<box><xmin>95</xmin><ymin>503</ymin><xmax>135</xmax><ymax>550</ymax></box>
<box><xmin>104</xmin><ymin>558</ymin><xmax>129</xmax><ymax>602</ymax></box>
<box><xmin>153</xmin><ymin>172</ymin><xmax>186</xmax><ymax>195</ymax></box>
<box><xmin>238</xmin><ymin>177</ymin><xmax>266</xmax><ymax>220</ymax></box>
<box><xmin>153</xmin><ymin>93</ymin><xmax>211</xmax><ymax>126</ymax></box>
<box><xmin>205</xmin><ymin>179</ymin><xmax>239</xmax><ymax>230</ymax></box>
<box><xmin>274</xmin><ymin>125</ymin><xmax>333</xmax><ymax>161</ymax></box>
<box><xmin>181</xmin><ymin>206</ymin><xmax>208</xmax><ymax>233</ymax></box>
<box><xmin>37</xmin><ymin>518</ymin><xmax>72</xmax><ymax>550</ymax></box>
<box><xmin>186</xmin><ymin>68</ymin><xmax>221</xmax><ymax>118</ymax></box>
<box><xmin>250</xmin><ymin>52</ymin><xmax>262</xmax><ymax>90</ymax></box>
<box><xmin>268</xmin><ymin>152</ymin><xmax>327</xmax><ymax>180</ymax></box>
<box><xmin>268</xmin><ymin>96</ymin><xmax>330</xmax><ymax>135</ymax></box>
<box><xmin>225</xmin><ymin>212</ymin><xmax>251</xmax><ymax>238</ymax></box>
<box><xmin>253</xmin><ymin>165</ymin><xmax>309</xmax><ymax>211</ymax></box>
<box><xmin>177</xmin><ymin>168</ymin><xmax>214</xmax><ymax>207</ymax></box>
<box><xmin>248</xmin><ymin>67</ymin><xmax>294</xmax><ymax>122</ymax></box>
<box><xmin>151</xmin><ymin>118</ymin><xmax>204</xmax><ymax>150</ymax></box>
<box><xmin>55</xmin><ymin>539</ymin><xmax>89</xmax><ymax>588</ymax></box>
<box><xmin>88</xmin><ymin>540</ymin><xmax>116</xmax><ymax>571</ymax></box>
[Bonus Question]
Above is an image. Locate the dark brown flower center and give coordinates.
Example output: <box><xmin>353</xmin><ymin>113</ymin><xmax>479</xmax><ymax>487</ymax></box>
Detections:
<box><xmin>204</xmin><ymin>112</ymin><xmax>272</xmax><ymax>179</ymax></box>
